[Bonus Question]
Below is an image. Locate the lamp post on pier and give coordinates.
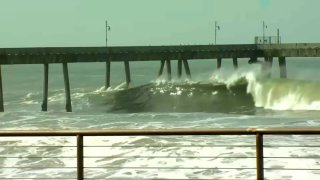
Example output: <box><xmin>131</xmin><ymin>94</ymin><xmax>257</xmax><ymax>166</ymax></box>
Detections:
<box><xmin>262</xmin><ymin>21</ymin><xmax>267</xmax><ymax>44</ymax></box>
<box><xmin>105</xmin><ymin>20</ymin><xmax>111</xmax><ymax>89</ymax></box>
<box><xmin>106</xmin><ymin>20</ymin><xmax>111</xmax><ymax>48</ymax></box>
<box><xmin>214</xmin><ymin>21</ymin><xmax>220</xmax><ymax>45</ymax></box>
<box><xmin>277</xmin><ymin>28</ymin><xmax>280</xmax><ymax>44</ymax></box>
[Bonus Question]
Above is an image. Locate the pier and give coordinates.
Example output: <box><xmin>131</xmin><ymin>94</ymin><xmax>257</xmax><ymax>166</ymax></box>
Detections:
<box><xmin>1</xmin><ymin>43</ymin><xmax>320</xmax><ymax>111</ymax></box>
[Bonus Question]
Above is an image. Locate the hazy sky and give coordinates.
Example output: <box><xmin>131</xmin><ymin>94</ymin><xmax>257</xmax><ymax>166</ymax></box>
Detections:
<box><xmin>0</xmin><ymin>0</ymin><xmax>319</xmax><ymax>47</ymax></box>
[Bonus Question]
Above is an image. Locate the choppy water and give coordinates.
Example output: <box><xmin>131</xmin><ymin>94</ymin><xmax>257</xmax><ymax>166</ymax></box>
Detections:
<box><xmin>1</xmin><ymin>58</ymin><xmax>320</xmax><ymax>179</ymax></box>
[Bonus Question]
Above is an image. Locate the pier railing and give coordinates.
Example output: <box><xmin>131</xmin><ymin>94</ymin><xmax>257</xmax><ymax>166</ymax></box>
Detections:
<box><xmin>0</xmin><ymin>128</ymin><xmax>320</xmax><ymax>180</ymax></box>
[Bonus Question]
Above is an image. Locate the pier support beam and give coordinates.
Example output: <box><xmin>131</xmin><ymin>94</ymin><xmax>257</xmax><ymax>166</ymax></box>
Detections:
<box><xmin>217</xmin><ymin>58</ymin><xmax>222</xmax><ymax>70</ymax></box>
<box><xmin>0</xmin><ymin>65</ymin><xmax>4</xmax><ymax>112</ymax></box>
<box><xmin>183</xmin><ymin>59</ymin><xmax>191</xmax><ymax>79</ymax></box>
<box><xmin>160</xmin><ymin>59</ymin><xmax>189</xmax><ymax>80</ymax></box>
<box><xmin>262</xmin><ymin>57</ymin><xmax>273</xmax><ymax>78</ymax></box>
<box><xmin>233</xmin><ymin>57</ymin><xmax>238</xmax><ymax>70</ymax></box>
<box><xmin>177</xmin><ymin>59</ymin><xmax>182</xmax><ymax>78</ymax></box>
<box><xmin>266</xmin><ymin>57</ymin><xmax>273</xmax><ymax>78</ymax></box>
<box><xmin>41</xmin><ymin>63</ymin><xmax>49</xmax><ymax>111</ymax></box>
<box><xmin>63</xmin><ymin>63</ymin><xmax>72</xmax><ymax>112</ymax></box>
<box><xmin>166</xmin><ymin>60</ymin><xmax>172</xmax><ymax>81</ymax></box>
<box><xmin>124</xmin><ymin>60</ymin><xmax>131</xmax><ymax>87</ymax></box>
<box><xmin>248</xmin><ymin>57</ymin><xmax>258</xmax><ymax>64</ymax></box>
<box><xmin>105</xmin><ymin>60</ymin><xmax>111</xmax><ymax>89</ymax></box>
<box><xmin>158</xmin><ymin>60</ymin><xmax>165</xmax><ymax>77</ymax></box>
<box><xmin>279</xmin><ymin>57</ymin><xmax>287</xmax><ymax>78</ymax></box>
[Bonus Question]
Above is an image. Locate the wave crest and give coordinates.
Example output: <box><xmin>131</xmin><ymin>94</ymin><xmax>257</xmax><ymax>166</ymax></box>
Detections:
<box><xmin>105</xmin><ymin>69</ymin><xmax>320</xmax><ymax>112</ymax></box>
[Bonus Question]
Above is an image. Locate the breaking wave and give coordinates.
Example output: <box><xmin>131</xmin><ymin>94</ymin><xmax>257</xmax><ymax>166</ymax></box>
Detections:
<box><xmin>103</xmin><ymin>70</ymin><xmax>320</xmax><ymax>113</ymax></box>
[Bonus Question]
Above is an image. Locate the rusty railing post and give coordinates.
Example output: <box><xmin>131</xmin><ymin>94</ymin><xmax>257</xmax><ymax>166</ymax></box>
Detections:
<box><xmin>256</xmin><ymin>132</ymin><xmax>264</xmax><ymax>180</ymax></box>
<box><xmin>77</xmin><ymin>135</ymin><xmax>84</xmax><ymax>180</ymax></box>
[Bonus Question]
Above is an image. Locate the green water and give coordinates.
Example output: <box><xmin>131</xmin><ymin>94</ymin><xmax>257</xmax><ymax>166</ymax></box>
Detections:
<box><xmin>1</xmin><ymin>58</ymin><xmax>320</xmax><ymax>179</ymax></box>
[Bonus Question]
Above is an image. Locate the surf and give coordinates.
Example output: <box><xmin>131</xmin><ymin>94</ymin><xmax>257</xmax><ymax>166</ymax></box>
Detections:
<box><xmin>103</xmin><ymin>69</ymin><xmax>320</xmax><ymax>113</ymax></box>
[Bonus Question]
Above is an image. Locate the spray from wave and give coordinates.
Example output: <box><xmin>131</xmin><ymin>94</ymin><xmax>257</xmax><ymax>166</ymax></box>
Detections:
<box><xmin>210</xmin><ymin>67</ymin><xmax>320</xmax><ymax>111</ymax></box>
<box><xmin>247</xmin><ymin>74</ymin><xmax>320</xmax><ymax>110</ymax></box>
<box><xmin>101</xmin><ymin>67</ymin><xmax>320</xmax><ymax>113</ymax></box>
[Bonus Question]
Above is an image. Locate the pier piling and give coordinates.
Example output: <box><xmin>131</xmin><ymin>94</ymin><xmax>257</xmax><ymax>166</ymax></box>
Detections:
<box><xmin>262</xmin><ymin>57</ymin><xmax>273</xmax><ymax>78</ymax></box>
<box><xmin>279</xmin><ymin>57</ymin><xmax>287</xmax><ymax>78</ymax></box>
<box><xmin>158</xmin><ymin>60</ymin><xmax>165</xmax><ymax>77</ymax></box>
<box><xmin>217</xmin><ymin>58</ymin><xmax>222</xmax><ymax>70</ymax></box>
<box><xmin>41</xmin><ymin>63</ymin><xmax>49</xmax><ymax>111</ymax></box>
<box><xmin>105</xmin><ymin>60</ymin><xmax>111</xmax><ymax>89</ymax></box>
<box><xmin>124</xmin><ymin>60</ymin><xmax>131</xmax><ymax>87</ymax></box>
<box><xmin>177</xmin><ymin>59</ymin><xmax>182</xmax><ymax>78</ymax></box>
<box><xmin>63</xmin><ymin>63</ymin><xmax>72</xmax><ymax>112</ymax></box>
<box><xmin>166</xmin><ymin>60</ymin><xmax>172</xmax><ymax>81</ymax></box>
<box><xmin>266</xmin><ymin>57</ymin><xmax>273</xmax><ymax>78</ymax></box>
<box><xmin>0</xmin><ymin>65</ymin><xmax>3</xmax><ymax>112</ymax></box>
<box><xmin>233</xmin><ymin>57</ymin><xmax>238</xmax><ymax>69</ymax></box>
<box><xmin>183</xmin><ymin>59</ymin><xmax>191</xmax><ymax>79</ymax></box>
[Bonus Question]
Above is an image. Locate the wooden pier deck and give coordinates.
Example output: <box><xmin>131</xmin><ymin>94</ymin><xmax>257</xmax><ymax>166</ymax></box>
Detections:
<box><xmin>0</xmin><ymin>43</ymin><xmax>319</xmax><ymax>112</ymax></box>
<box><xmin>0</xmin><ymin>43</ymin><xmax>320</xmax><ymax>64</ymax></box>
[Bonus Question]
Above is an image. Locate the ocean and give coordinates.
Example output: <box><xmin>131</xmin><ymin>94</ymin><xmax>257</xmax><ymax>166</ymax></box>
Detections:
<box><xmin>1</xmin><ymin>58</ymin><xmax>320</xmax><ymax>179</ymax></box>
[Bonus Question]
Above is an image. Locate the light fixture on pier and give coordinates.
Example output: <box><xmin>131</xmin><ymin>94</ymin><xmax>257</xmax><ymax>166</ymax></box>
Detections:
<box><xmin>106</xmin><ymin>20</ymin><xmax>111</xmax><ymax>47</ymax></box>
<box><xmin>215</xmin><ymin>21</ymin><xmax>220</xmax><ymax>45</ymax></box>
<box><xmin>263</xmin><ymin>21</ymin><xmax>268</xmax><ymax>44</ymax></box>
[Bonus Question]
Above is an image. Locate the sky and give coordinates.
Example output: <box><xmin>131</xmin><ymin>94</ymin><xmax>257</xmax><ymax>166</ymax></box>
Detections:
<box><xmin>0</xmin><ymin>0</ymin><xmax>319</xmax><ymax>47</ymax></box>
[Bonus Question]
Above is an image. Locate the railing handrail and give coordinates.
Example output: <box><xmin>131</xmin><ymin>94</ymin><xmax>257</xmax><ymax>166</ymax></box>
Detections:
<box><xmin>1</xmin><ymin>128</ymin><xmax>320</xmax><ymax>180</ymax></box>
<box><xmin>0</xmin><ymin>128</ymin><xmax>320</xmax><ymax>136</ymax></box>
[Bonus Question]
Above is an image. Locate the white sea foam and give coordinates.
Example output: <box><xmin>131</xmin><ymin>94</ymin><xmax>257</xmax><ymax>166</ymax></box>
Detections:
<box><xmin>1</xmin><ymin>123</ymin><xmax>320</xmax><ymax>179</ymax></box>
<box><xmin>208</xmin><ymin>66</ymin><xmax>320</xmax><ymax>111</ymax></box>
<box><xmin>245</xmin><ymin>74</ymin><xmax>320</xmax><ymax>110</ymax></box>
<box><xmin>0</xmin><ymin>135</ymin><xmax>313</xmax><ymax>179</ymax></box>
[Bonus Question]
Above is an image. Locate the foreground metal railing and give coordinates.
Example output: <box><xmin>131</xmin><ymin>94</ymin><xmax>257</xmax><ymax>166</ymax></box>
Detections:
<box><xmin>0</xmin><ymin>128</ymin><xmax>320</xmax><ymax>180</ymax></box>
